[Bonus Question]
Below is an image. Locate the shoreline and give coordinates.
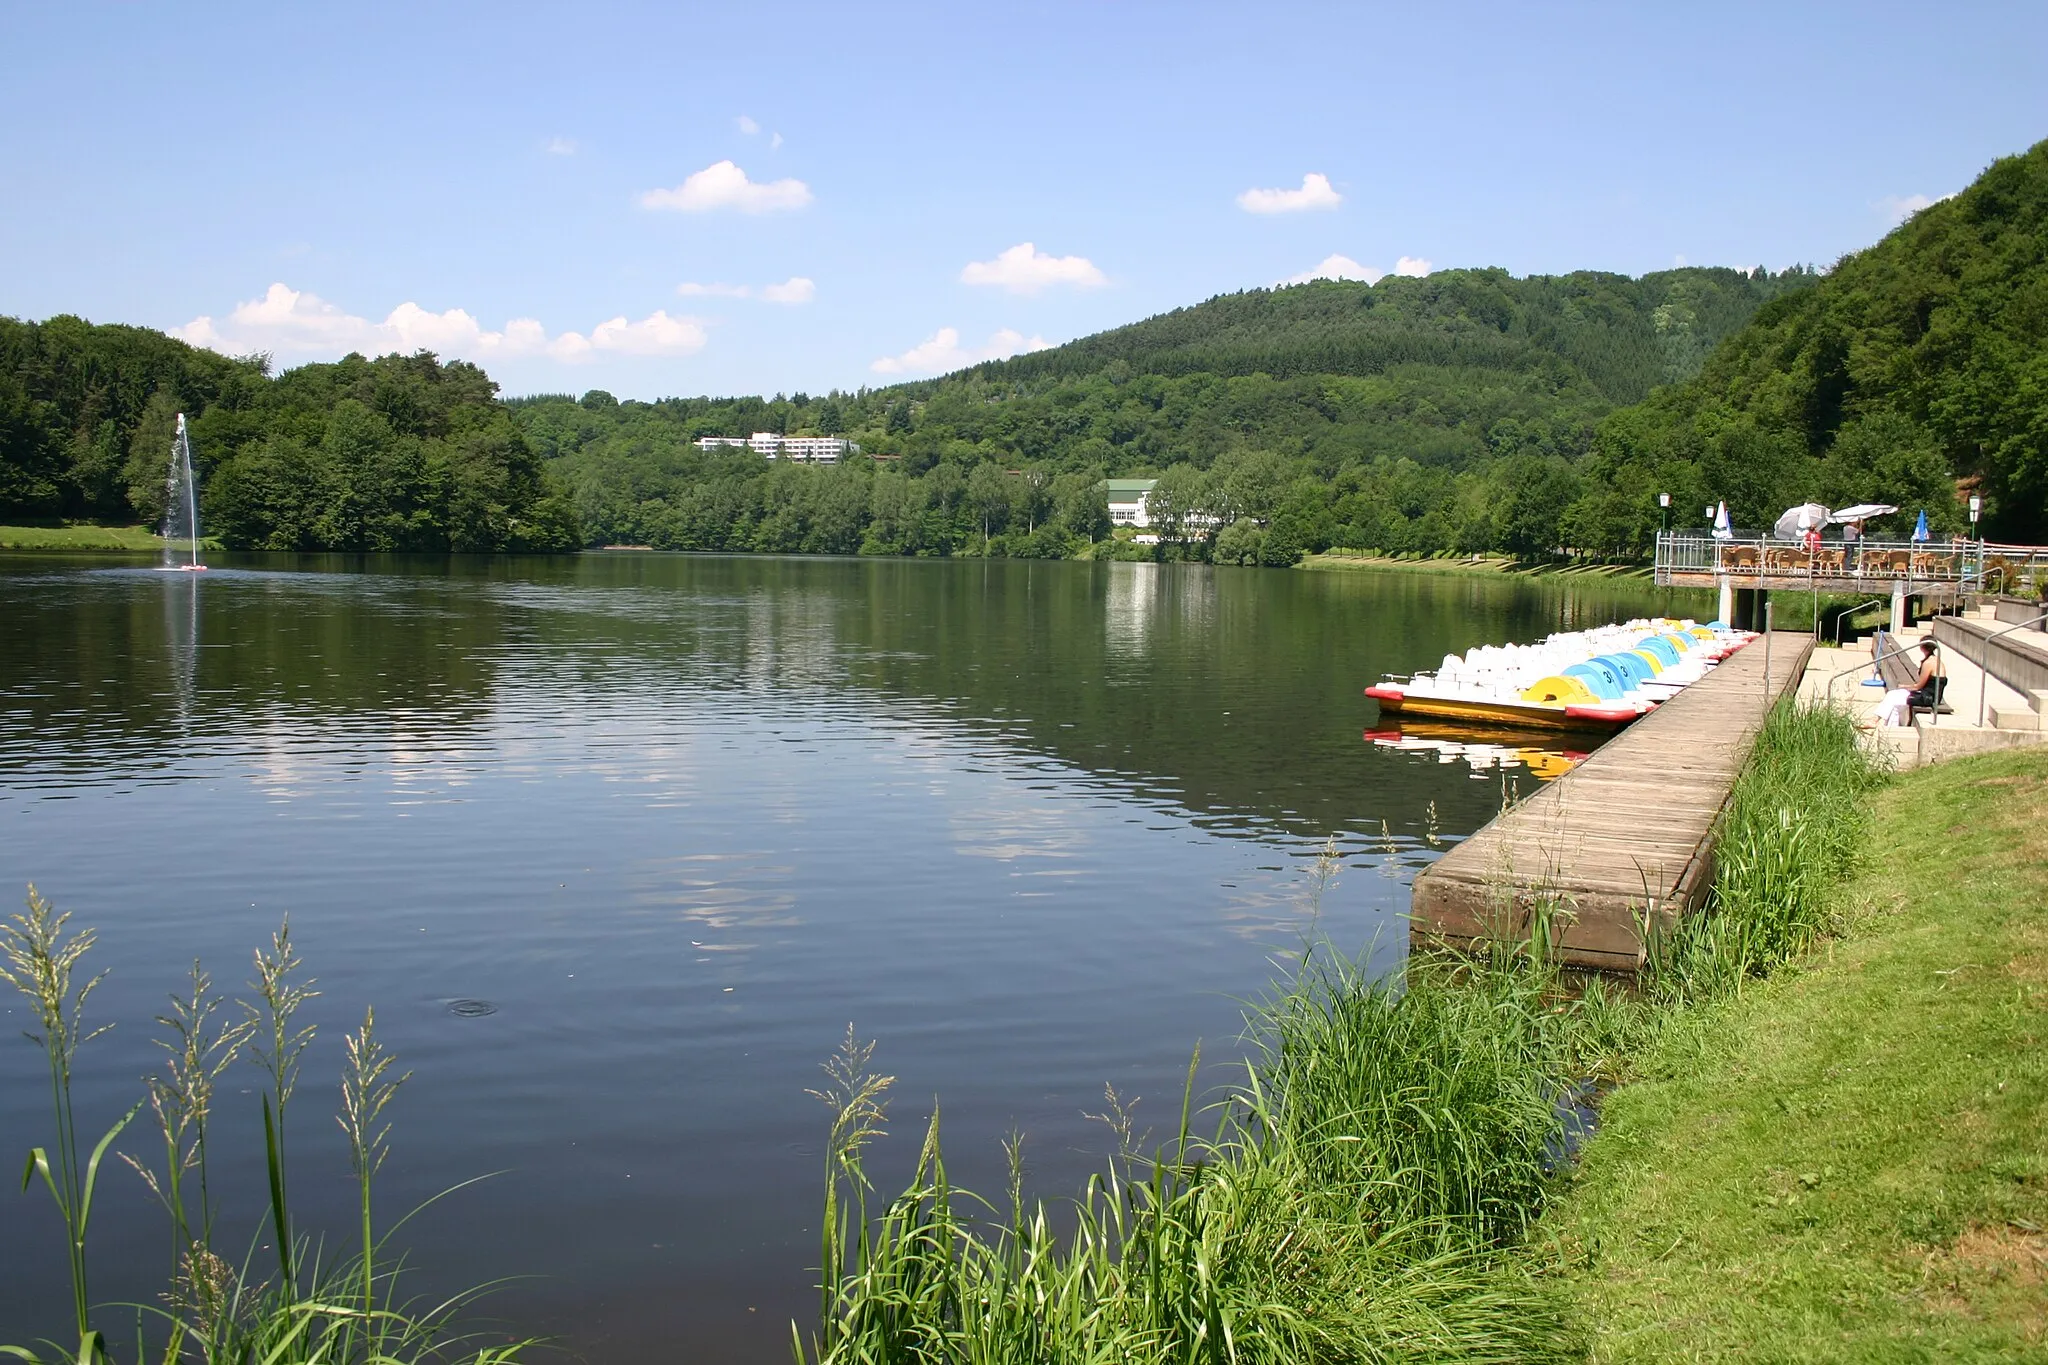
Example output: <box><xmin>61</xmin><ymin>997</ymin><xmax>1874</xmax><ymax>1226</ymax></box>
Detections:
<box><xmin>1299</xmin><ymin>551</ymin><xmax>1655</xmax><ymax>580</ymax></box>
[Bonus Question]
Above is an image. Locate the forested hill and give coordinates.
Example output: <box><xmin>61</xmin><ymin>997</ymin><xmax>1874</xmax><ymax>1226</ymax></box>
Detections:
<box><xmin>943</xmin><ymin>267</ymin><xmax>1809</xmax><ymax>404</ymax></box>
<box><xmin>1583</xmin><ymin>138</ymin><xmax>2048</xmax><ymax>542</ymax></box>
<box><xmin>523</xmin><ymin>265</ymin><xmax>1815</xmax><ymax>559</ymax></box>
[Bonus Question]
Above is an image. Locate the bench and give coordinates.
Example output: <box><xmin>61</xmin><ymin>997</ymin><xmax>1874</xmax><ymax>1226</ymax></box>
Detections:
<box><xmin>1871</xmin><ymin>630</ymin><xmax>1951</xmax><ymax>720</ymax></box>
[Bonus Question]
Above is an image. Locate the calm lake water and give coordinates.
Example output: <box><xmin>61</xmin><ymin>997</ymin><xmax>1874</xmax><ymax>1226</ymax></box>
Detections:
<box><xmin>0</xmin><ymin>554</ymin><xmax>1694</xmax><ymax>1359</ymax></box>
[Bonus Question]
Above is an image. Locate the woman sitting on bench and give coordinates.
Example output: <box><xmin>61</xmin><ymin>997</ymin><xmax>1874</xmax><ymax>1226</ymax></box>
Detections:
<box><xmin>1873</xmin><ymin>640</ymin><xmax>1943</xmax><ymax>727</ymax></box>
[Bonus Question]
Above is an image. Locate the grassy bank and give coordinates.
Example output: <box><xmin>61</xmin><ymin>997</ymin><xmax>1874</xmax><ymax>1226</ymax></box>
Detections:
<box><xmin>799</xmin><ymin>706</ymin><xmax>1891</xmax><ymax>1361</ymax></box>
<box><xmin>0</xmin><ymin>523</ymin><xmax>220</xmax><ymax>552</ymax></box>
<box><xmin>1540</xmin><ymin>747</ymin><xmax>2048</xmax><ymax>1360</ymax></box>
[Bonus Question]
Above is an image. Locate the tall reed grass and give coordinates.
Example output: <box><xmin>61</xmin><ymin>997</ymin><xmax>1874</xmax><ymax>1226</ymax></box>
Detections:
<box><xmin>798</xmin><ymin>939</ymin><xmax>1590</xmax><ymax>1362</ymax></box>
<box><xmin>799</xmin><ymin>701</ymin><xmax>1882</xmax><ymax>1362</ymax></box>
<box><xmin>1647</xmin><ymin>701</ymin><xmax>1883</xmax><ymax>995</ymax></box>
<box><xmin>1</xmin><ymin>892</ymin><xmax>529</xmax><ymax>1365</ymax></box>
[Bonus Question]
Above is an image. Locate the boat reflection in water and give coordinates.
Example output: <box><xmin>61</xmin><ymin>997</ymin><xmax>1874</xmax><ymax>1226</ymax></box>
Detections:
<box><xmin>1362</xmin><ymin>720</ymin><xmax>1590</xmax><ymax>782</ymax></box>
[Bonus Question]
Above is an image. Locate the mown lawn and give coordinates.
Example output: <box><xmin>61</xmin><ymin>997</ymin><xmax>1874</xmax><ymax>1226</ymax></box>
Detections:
<box><xmin>1540</xmin><ymin>748</ymin><xmax>2048</xmax><ymax>1360</ymax></box>
<box><xmin>0</xmin><ymin>522</ymin><xmax>204</xmax><ymax>551</ymax></box>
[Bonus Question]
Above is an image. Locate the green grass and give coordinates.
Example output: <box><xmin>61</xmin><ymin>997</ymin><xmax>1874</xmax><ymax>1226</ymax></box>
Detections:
<box><xmin>1540</xmin><ymin>747</ymin><xmax>2048</xmax><ymax>1361</ymax></box>
<box><xmin>0</xmin><ymin>523</ymin><xmax>220</xmax><ymax>552</ymax></box>
<box><xmin>799</xmin><ymin>705</ymin><xmax>1923</xmax><ymax>1362</ymax></box>
<box><xmin>796</xmin><ymin>841</ymin><xmax>1653</xmax><ymax>1364</ymax></box>
<box><xmin>801</xmin><ymin>957</ymin><xmax>1584</xmax><ymax>1365</ymax></box>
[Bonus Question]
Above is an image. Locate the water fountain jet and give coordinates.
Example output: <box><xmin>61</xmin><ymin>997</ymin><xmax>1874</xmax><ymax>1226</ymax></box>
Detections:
<box><xmin>162</xmin><ymin>412</ymin><xmax>206</xmax><ymax>571</ymax></box>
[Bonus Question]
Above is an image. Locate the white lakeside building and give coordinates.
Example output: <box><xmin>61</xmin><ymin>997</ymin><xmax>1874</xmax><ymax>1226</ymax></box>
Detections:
<box><xmin>695</xmin><ymin>433</ymin><xmax>861</xmax><ymax>464</ymax></box>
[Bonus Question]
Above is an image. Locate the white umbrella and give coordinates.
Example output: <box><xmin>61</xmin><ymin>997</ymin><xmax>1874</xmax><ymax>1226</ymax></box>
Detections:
<box><xmin>1829</xmin><ymin>503</ymin><xmax>1897</xmax><ymax>524</ymax></box>
<box><xmin>1711</xmin><ymin>501</ymin><xmax>1732</xmax><ymax>540</ymax></box>
<box><xmin>1773</xmin><ymin>502</ymin><xmax>1832</xmax><ymax>540</ymax></box>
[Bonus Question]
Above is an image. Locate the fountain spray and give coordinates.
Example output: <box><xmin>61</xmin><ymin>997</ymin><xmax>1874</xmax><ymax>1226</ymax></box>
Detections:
<box><xmin>164</xmin><ymin>413</ymin><xmax>206</xmax><ymax>571</ymax></box>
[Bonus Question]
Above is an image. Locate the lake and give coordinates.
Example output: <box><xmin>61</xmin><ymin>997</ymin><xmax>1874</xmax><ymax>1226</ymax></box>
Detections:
<box><xmin>0</xmin><ymin>554</ymin><xmax>1693</xmax><ymax>1360</ymax></box>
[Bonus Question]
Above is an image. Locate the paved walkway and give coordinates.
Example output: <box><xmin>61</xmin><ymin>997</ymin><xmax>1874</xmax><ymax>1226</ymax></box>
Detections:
<box><xmin>1798</xmin><ymin>607</ymin><xmax>2048</xmax><ymax>767</ymax></box>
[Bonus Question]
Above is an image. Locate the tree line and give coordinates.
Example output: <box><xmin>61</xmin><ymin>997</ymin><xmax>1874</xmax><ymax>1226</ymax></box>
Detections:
<box><xmin>0</xmin><ymin>318</ymin><xmax>577</xmax><ymax>552</ymax></box>
<box><xmin>8</xmin><ymin>136</ymin><xmax>2043</xmax><ymax>565</ymax></box>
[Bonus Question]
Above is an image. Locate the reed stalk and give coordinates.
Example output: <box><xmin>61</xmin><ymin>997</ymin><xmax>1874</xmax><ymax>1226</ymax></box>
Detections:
<box><xmin>0</xmin><ymin>886</ymin><xmax>135</xmax><ymax>1346</ymax></box>
<box><xmin>245</xmin><ymin>919</ymin><xmax>318</xmax><ymax>1294</ymax></box>
<box><xmin>338</xmin><ymin>1006</ymin><xmax>410</xmax><ymax>1347</ymax></box>
<box><xmin>125</xmin><ymin>963</ymin><xmax>253</xmax><ymax>1282</ymax></box>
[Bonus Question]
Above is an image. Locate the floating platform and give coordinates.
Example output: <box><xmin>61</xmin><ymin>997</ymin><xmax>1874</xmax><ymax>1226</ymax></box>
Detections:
<box><xmin>1409</xmin><ymin>632</ymin><xmax>1814</xmax><ymax>973</ymax></box>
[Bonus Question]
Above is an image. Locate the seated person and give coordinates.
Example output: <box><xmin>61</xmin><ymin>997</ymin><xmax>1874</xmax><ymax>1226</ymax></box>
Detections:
<box><xmin>1873</xmin><ymin>640</ymin><xmax>1942</xmax><ymax>726</ymax></box>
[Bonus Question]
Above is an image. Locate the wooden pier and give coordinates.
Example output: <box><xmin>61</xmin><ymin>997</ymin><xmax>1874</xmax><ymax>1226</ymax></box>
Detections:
<box><xmin>1410</xmin><ymin>632</ymin><xmax>1815</xmax><ymax>973</ymax></box>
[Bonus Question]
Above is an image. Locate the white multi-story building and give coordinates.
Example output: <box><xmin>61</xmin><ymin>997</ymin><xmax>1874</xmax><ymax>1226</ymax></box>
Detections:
<box><xmin>695</xmin><ymin>433</ymin><xmax>861</xmax><ymax>465</ymax></box>
<box><xmin>1105</xmin><ymin>478</ymin><xmax>1157</xmax><ymax>528</ymax></box>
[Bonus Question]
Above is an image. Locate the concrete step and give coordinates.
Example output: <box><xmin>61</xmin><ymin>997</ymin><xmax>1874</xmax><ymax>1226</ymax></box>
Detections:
<box><xmin>1912</xmin><ymin>717</ymin><xmax>2048</xmax><ymax>766</ymax></box>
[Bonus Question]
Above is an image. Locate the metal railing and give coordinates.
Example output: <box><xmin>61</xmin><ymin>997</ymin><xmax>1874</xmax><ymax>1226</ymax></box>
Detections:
<box><xmin>1967</xmin><ymin>609</ymin><xmax>2048</xmax><ymax>727</ymax></box>
<box><xmin>1833</xmin><ymin>599</ymin><xmax>1887</xmax><ymax>648</ymax></box>
<box><xmin>1979</xmin><ymin>544</ymin><xmax>2048</xmax><ymax>597</ymax></box>
<box><xmin>1654</xmin><ymin>532</ymin><xmax>1985</xmax><ymax>589</ymax></box>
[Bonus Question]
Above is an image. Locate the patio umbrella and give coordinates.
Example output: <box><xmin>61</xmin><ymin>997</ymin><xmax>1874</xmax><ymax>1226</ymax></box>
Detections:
<box><xmin>1830</xmin><ymin>502</ymin><xmax>1897</xmax><ymax>524</ymax></box>
<box><xmin>1711</xmin><ymin>501</ymin><xmax>1732</xmax><ymax>539</ymax></box>
<box><xmin>1772</xmin><ymin>502</ymin><xmax>1832</xmax><ymax>540</ymax></box>
<box><xmin>1912</xmin><ymin>509</ymin><xmax>1931</xmax><ymax>542</ymax></box>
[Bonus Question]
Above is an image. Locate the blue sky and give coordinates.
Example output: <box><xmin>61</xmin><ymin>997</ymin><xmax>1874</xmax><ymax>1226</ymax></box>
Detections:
<box><xmin>2</xmin><ymin>1</ymin><xmax>2043</xmax><ymax>400</ymax></box>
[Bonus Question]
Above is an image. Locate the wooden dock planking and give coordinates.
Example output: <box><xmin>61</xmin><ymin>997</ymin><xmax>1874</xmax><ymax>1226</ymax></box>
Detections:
<box><xmin>1409</xmin><ymin>632</ymin><xmax>1815</xmax><ymax>972</ymax></box>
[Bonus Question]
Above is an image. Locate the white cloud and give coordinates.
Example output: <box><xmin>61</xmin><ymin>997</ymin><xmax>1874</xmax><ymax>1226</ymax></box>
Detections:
<box><xmin>759</xmin><ymin>276</ymin><xmax>815</xmax><ymax>304</ymax></box>
<box><xmin>1237</xmin><ymin>172</ymin><xmax>1342</xmax><ymax>214</ymax></box>
<box><xmin>675</xmin><ymin>276</ymin><xmax>815</xmax><ymax>304</ymax></box>
<box><xmin>1278</xmin><ymin>253</ymin><xmax>1383</xmax><ymax>287</ymax></box>
<box><xmin>770</xmin><ymin>131</ymin><xmax>783</xmax><ymax>150</ymax></box>
<box><xmin>175</xmin><ymin>282</ymin><xmax>707</xmax><ymax>366</ymax></box>
<box><xmin>959</xmin><ymin>242</ymin><xmax>1107</xmax><ymax>294</ymax></box>
<box><xmin>870</xmin><ymin>326</ymin><xmax>1051</xmax><ymax>376</ymax></box>
<box><xmin>543</xmin><ymin>136</ymin><xmax>577</xmax><ymax>156</ymax></box>
<box><xmin>1394</xmin><ymin>255</ymin><xmax>1432</xmax><ymax>277</ymax></box>
<box><xmin>640</xmin><ymin>160</ymin><xmax>813</xmax><ymax>213</ymax></box>
<box><xmin>736</xmin><ymin>114</ymin><xmax>760</xmax><ymax>135</ymax></box>
<box><xmin>564</xmin><ymin>311</ymin><xmax>708</xmax><ymax>359</ymax></box>
<box><xmin>1876</xmin><ymin>191</ymin><xmax>1953</xmax><ymax>225</ymax></box>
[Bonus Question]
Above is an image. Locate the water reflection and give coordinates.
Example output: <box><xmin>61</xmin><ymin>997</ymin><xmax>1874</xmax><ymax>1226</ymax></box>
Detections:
<box><xmin>0</xmin><ymin>552</ymin><xmax>1704</xmax><ymax>1364</ymax></box>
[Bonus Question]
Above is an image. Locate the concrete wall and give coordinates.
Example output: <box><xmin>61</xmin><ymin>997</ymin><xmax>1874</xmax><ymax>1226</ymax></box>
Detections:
<box><xmin>1991</xmin><ymin>597</ymin><xmax>2048</xmax><ymax>631</ymax></box>
<box><xmin>1932</xmin><ymin>615</ymin><xmax>2048</xmax><ymax>699</ymax></box>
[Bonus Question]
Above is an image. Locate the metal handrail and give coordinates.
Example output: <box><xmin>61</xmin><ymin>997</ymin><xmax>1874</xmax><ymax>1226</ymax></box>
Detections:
<box><xmin>1833</xmin><ymin>599</ymin><xmax>1886</xmax><ymax>648</ymax></box>
<box><xmin>1967</xmin><ymin>609</ymin><xmax>2048</xmax><ymax>727</ymax></box>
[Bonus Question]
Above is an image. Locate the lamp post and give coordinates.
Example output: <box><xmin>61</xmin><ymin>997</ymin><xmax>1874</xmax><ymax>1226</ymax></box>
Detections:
<box><xmin>1969</xmin><ymin>493</ymin><xmax>1982</xmax><ymax>534</ymax></box>
<box><xmin>1658</xmin><ymin>492</ymin><xmax>1670</xmax><ymax>533</ymax></box>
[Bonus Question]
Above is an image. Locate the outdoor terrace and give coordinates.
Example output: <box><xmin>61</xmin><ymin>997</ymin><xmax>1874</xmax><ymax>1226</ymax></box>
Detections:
<box><xmin>1652</xmin><ymin>531</ymin><xmax>1989</xmax><ymax>597</ymax></box>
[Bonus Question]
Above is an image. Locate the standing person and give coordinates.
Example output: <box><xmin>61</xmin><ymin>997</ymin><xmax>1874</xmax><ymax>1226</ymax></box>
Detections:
<box><xmin>1872</xmin><ymin>640</ymin><xmax>1943</xmax><ymax>726</ymax></box>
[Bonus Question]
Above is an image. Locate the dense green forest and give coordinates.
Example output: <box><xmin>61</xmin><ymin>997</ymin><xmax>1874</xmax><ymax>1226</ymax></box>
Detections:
<box><xmin>1585</xmin><ymin>138</ymin><xmax>2048</xmax><ymax>543</ymax></box>
<box><xmin>0</xmin><ymin>318</ymin><xmax>578</xmax><ymax>551</ymax></box>
<box><xmin>5</xmin><ymin>137</ymin><xmax>2044</xmax><ymax>558</ymax></box>
<box><xmin>521</xmin><ymin>265</ymin><xmax>1816</xmax><ymax>562</ymax></box>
